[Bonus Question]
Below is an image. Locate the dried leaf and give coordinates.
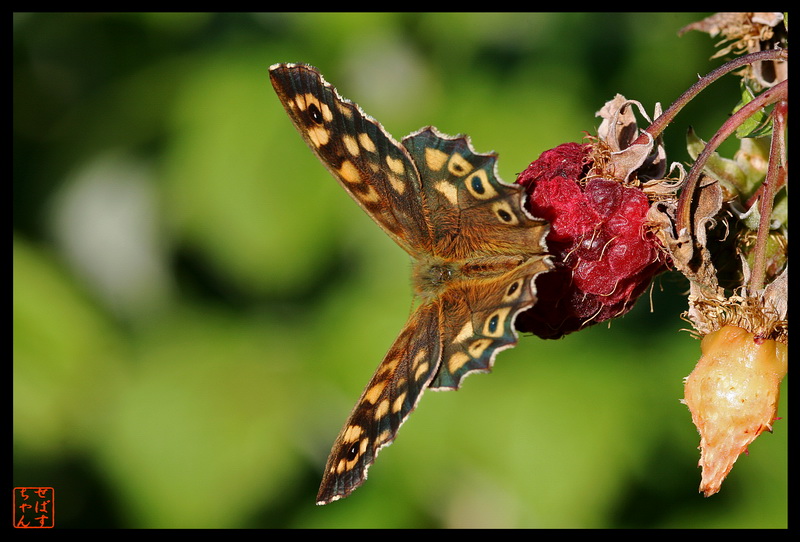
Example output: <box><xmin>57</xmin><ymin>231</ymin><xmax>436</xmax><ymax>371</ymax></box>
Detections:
<box><xmin>762</xmin><ymin>266</ymin><xmax>787</xmax><ymax>320</ymax></box>
<box><xmin>646</xmin><ymin>178</ymin><xmax>723</xmax><ymax>294</ymax></box>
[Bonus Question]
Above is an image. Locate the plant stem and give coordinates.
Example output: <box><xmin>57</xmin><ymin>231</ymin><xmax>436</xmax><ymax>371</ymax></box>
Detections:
<box><xmin>675</xmin><ymin>80</ymin><xmax>787</xmax><ymax>238</ymax></box>
<box><xmin>638</xmin><ymin>49</ymin><xmax>787</xmax><ymax>143</ymax></box>
<box><xmin>748</xmin><ymin>100</ymin><xmax>787</xmax><ymax>292</ymax></box>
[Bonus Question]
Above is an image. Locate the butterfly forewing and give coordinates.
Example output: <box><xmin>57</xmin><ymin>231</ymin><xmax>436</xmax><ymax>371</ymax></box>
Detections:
<box><xmin>269</xmin><ymin>63</ymin><xmax>432</xmax><ymax>254</ymax></box>
<box><xmin>316</xmin><ymin>301</ymin><xmax>443</xmax><ymax>504</ymax></box>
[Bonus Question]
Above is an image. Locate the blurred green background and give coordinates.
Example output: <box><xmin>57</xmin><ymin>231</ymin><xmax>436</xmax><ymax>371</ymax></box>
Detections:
<box><xmin>13</xmin><ymin>13</ymin><xmax>787</xmax><ymax>528</ymax></box>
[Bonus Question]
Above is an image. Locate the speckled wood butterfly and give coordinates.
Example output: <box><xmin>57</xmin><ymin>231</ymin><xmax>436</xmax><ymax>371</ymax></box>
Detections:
<box><xmin>269</xmin><ymin>63</ymin><xmax>551</xmax><ymax>504</ymax></box>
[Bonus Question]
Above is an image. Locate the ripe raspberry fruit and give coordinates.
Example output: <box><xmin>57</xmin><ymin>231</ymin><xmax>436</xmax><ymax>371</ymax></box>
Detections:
<box><xmin>515</xmin><ymin>142</ymin><xmax>666</xmax><ymax>339</ymax></box>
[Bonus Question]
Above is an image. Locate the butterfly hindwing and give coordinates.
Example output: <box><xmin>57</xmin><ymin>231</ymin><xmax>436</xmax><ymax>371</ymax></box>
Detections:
<box><xmin>403</xmin><ymin>127</ymin><xmax>549</xmax><ymax>260</ymax></box>
<box><xmin>430</xmin><ymin>258</ymin><xmax>551</xmax><ymax>390</ymax></box>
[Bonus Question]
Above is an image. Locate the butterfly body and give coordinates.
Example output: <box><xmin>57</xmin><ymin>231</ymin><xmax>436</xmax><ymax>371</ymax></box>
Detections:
<box><xmin>269</xmin><ymin>63</ymin><xmax>550</xmax><ymax>504</ymax></box>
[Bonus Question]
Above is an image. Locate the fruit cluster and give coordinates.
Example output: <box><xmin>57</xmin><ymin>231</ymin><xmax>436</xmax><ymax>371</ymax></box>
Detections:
<box><xmin>515</xmin><ymin>142</ymin><xmax>666</xmax><ymax>339</ymax></box>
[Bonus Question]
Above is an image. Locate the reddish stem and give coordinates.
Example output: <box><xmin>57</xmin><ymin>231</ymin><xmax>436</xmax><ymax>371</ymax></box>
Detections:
<box><xmin>675</xmin><ymin>80</ymin><xmax>787</xmax><ymax>237</ymax></box>
<box><xmin>745</xmin><ymin>166</ymin><xmax>787</xmax><ymax>209</ymax></box>
<box><xmin>638</xmin><ymin>49</ymin><xmax>787</xmax><ymax>144</ymax></box>
<box><xmin>749</xmin><ymin>100</ymin><xmax>787</xmax><ymax>292</ymax></box>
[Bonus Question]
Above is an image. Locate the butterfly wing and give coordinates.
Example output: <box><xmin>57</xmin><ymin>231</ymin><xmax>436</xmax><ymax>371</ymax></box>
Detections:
<box><xmin>402</xmin><ymin>127</ymin><xmax>549</xmax><ymax>261</ymax></box>
<box><xmin>399</xmin><ymin>128</ymin><xmax>551</xmax><ymax>385</ymax></box>
<box><xmin>316</xmin><ymin>300</ymin><xmax>443</xmax><ymax>505</ymax></box>
<box><xmin>429</xmin><ymin>258</ymin><xmax>551</xmax><ymax>390</ymax></box>
<box><xmin>315</xmin><ymin>255</ymin><xmax>550</xmax><ymax>503</ymax></box>
<box><xmin>269</xmin><ymin>63</ymin><xmax>432</xmax><ymax>254</ymax></box>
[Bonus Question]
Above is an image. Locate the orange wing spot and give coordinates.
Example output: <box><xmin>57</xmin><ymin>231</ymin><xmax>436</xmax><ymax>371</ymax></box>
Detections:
<box><xmin>386</xmin><ymin>155</ymin><xmax>406</xmax><ymax>175</ymax></box>
<box><xmin>425</xmin><ymin>147</ymin><xmax>449</xmax><ymax>172</ymax></box>
<box><xmin>414</xmin><ymin>360</ymin><xmax>430</xmax><ymax>381</ymax></box>
<box><xmin>447</xmin><ymin>351</ymin><xmax>470</xmax><ymax>373</ymax></box>
<box><xmin>468</xmin><ymin>338</ymin><xmax>492</xmax><ymax>358</ymax></box>
<box><xmin>392</xmin><ymin>392</ymin><xmax>407</xmax><ymax>414</ymax></box>
<box><xmin>364</xmin><ymin>381</ymin><xmax>387</xmax><ymax>404</ymax></box>
<box><xmin>359</xmin><ymin>132</ymin><xmax>377</xmax><ymax>153</ymax></box>
<box><xmin>374</xmin><ymin>399</ymin><xmax>390</xmax><ymax>420</ymax></box>
<box><xmin>342</xmin><ymin>135</ymin><xmax>360</xmax><ymax>156</ymax></box>
<box><xmin>342</xmin><ymin>424</ymin><xmax>364</xmax><ymax>443</ymax></box>
<box><xmin>308</xmin><ymin>125</ymin><xmax>331</xmax><ymax>147</ymax></box>
<box><xmin>338</xmin><ymin>160</ymin><xmax>362</xmax><ymax>184</ymax></box>
<box><xmin>447</xmin><ymin>153</ymin><xmax>473</xmax><ymax>176</ymax></box>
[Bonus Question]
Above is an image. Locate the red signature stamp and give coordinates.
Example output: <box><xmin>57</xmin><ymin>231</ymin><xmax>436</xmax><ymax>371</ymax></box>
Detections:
<box><xmin>14</xmin><ymin>487</ymin><xmax>54</xmax><ymax>528</ymax></box>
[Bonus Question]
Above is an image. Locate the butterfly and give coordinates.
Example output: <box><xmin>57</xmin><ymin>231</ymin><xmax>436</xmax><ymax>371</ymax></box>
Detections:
<box><xmin>269</xmin><ymin>63</ymin><xmax>551</xmax><ymax>504</ymax></box>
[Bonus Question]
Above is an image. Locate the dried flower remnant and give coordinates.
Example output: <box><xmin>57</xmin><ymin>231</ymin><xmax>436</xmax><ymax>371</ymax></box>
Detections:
<box><xmin>679</xmin><ymin>12</ymin><xmax>787</xmax><ymax>89</ymax></box>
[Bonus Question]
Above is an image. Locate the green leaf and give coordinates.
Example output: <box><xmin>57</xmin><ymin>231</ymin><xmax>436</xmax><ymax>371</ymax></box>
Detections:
<box><xmin>733</xmin><ymin>80</ymin><xmax>773</xmax><ymax>139</ymax></box>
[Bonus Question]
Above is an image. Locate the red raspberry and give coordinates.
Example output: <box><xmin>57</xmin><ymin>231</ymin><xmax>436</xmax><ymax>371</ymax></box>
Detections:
<box><xmin>515</xmin><ymin>142</ymin><xmax>666</xmax><ymax>339</ymax></box>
